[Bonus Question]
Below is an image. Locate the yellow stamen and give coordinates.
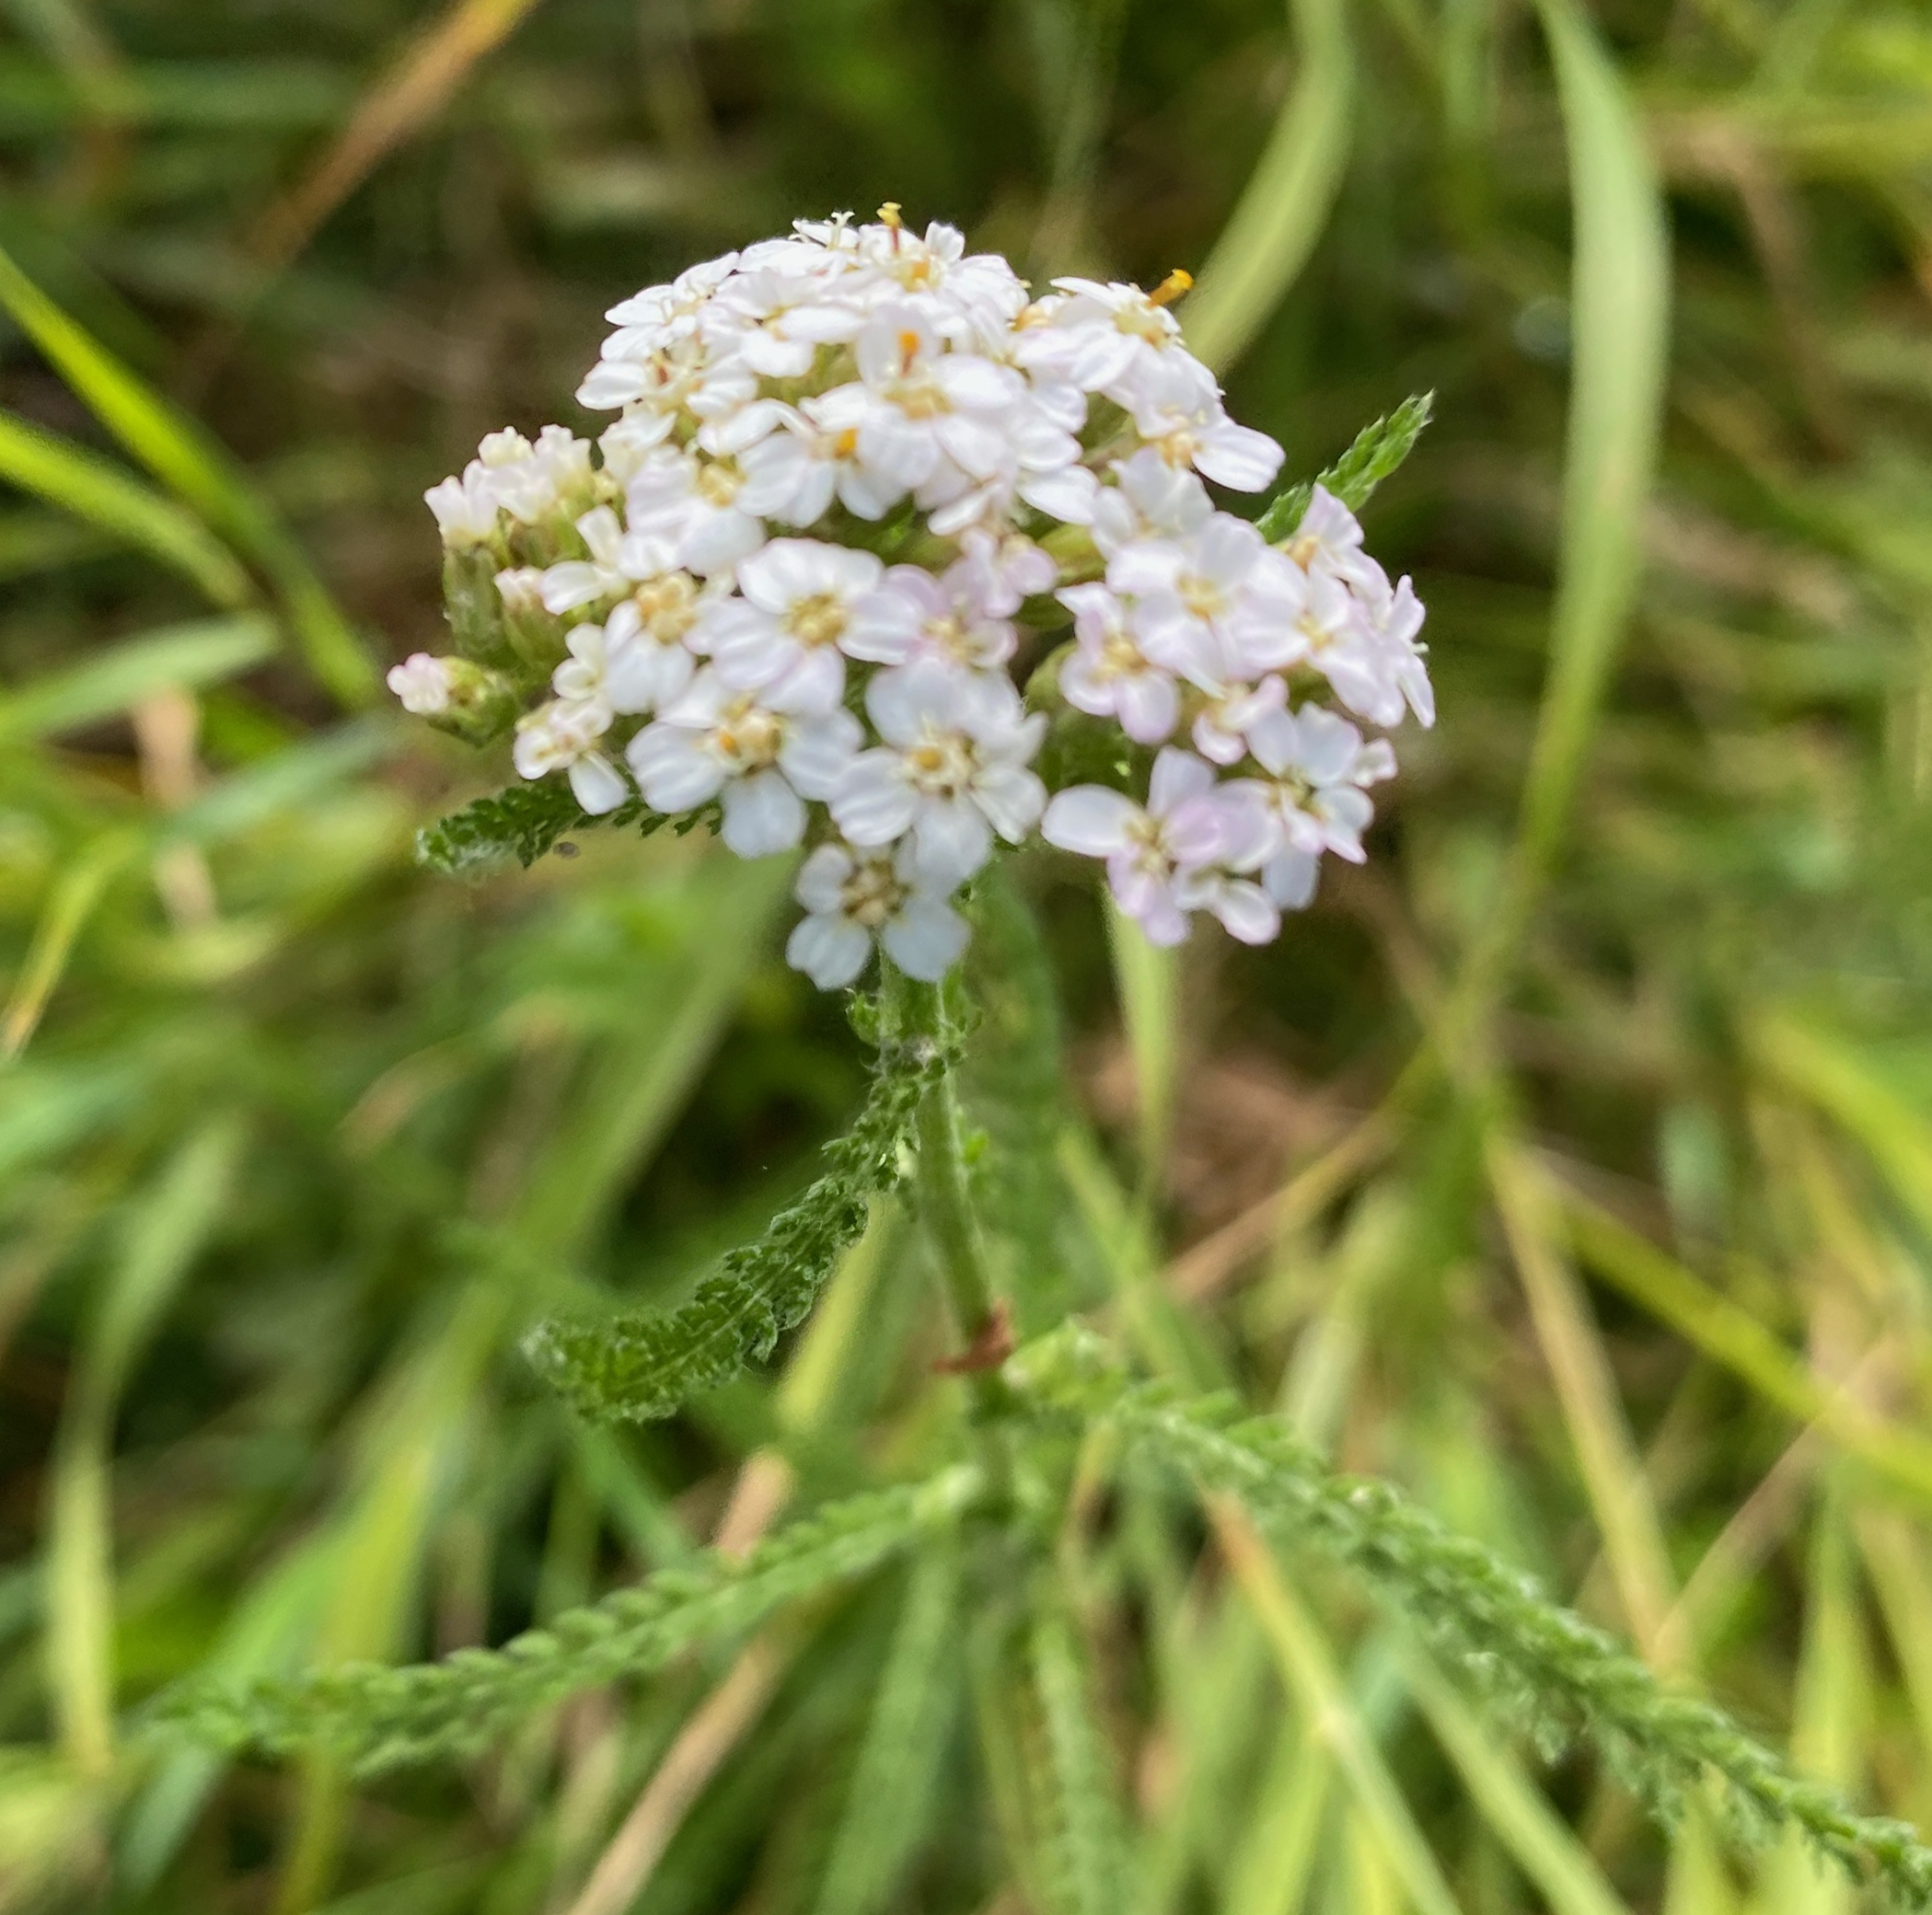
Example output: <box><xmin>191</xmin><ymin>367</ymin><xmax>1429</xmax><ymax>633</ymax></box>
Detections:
<box><xmin>878</xmin><ymin>202</ymin><xmax>903</xmax><ymax>253</ymax></box>
<box><xmin>1148</xmin><ymin>268</ymin><xmax>1194</xmax><ymax>308</ymax></box>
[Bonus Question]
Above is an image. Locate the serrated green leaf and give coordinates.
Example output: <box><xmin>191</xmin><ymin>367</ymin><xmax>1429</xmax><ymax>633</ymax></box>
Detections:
<box><xmin>151</xmin><ymin>1468</ymin><xmax>980</xmax><ymax>1774</ymax></box>
<box><xmin>811</xmin><ymin>1545</ymin><xmax>964</xmax><ymax>1915</ymax></box>
<box><xmin>524</xmin><ymin>1002</ymin><xmax>956</xmax><ymax>1423</ymax></box>
<box><xmin>1255</xmin><ymin>391</ymin><xmax>1435</xmax><ymax>541</ymax></box>
<box><xmin>1002</xmin><ymin>1325</ymin><xmax>1932</xmax><ymax>1908</ymax></box>
<box><xmin>1027</xmin><ymin>1575</ymin><xmax>1130</xmax><ymax>1915</ymax></box>
<box><xmin>414</xmin><ymin>779</ymin><xmax>671</xmax><ymax>876</ymax></box>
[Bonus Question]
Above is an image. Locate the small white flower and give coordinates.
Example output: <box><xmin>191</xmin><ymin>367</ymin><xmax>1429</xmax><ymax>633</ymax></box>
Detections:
<box><xmin>1041</xmin><ymin>748</ymin><xmax>1255</xmax><ymax>945</ymax></box>
<box><xmin>1278</xmin><ymin>485</ymin><xmax>1385</xmax><ymax>599</ymax></box>
<box><xmin>480</xmin><ymin>425</ymin><xmax>596</xmax><ymax>526</ymax></box>
<box><xmin>424</xmin><ymin>464</ymin><xmax>500</xmax><ymax>547</ymax></box>
<box><xmin>626</xmin><ymin>451</ymin><xmax>766</xmax><ymax>578</ymax></box>
<box><xmin>550</xmin><ymin>619</ymin><xmax>686</xmax><ymax>721</ymax></box>
<box><xmin>1091</xmin><ymin>446</ymin><xmax>1213</xmax><ymax>560</ymax></box>
<box><xmin>954</xmin><ymin>528</ymin><xmax>1058</xmax><ymax>616</ymax></box>
<box><xmin>1057</xmin><ymin>582</ymin><xmax>1179</xmax><ymax>745</ymax></box>
<box><xmin>786</xmin><ymin>839</ymin><xmax>970</xmax><ymax>988</ymax></box>
<box><xmin>627</xmin><ymin>670</ymin><xmax>862</xmax><ymax>858</ymax></box>
<box><xmin>494</xmin><ymin>566</ymin><xmax>548</xmax><ymax>617</ymax></box>
<box><xmin>701</xmin><ymin>538</ymin><xmax>887</xmax><ymax>707</ymax></box>
<box><xmin>845</xmin><ymin>306</ymin><xmax>1027</xmax><ymax>505</ymax></box>
<box><xmin>388</xmin><ymin>652</ymin><xmax>456</xmax><ymax>716</ymax></box>
<box><xmin>1288</xmin><ymin>562</ymin><xmax>1433</xmax><ymax>729</ymax></box>
<box><xmin>702</xmin><ymin>264</ymin><xmax>868</xmax><ymax>377</ymax></box>
<box><xmin>842</xmin><ymin>560</ymin><xmax>1018</xmax><ymax>674</ymax></box>
<box><xmin>513</xmin><ymin>699</ymin><xmax>630</xmax><ymax>815</ymax></box>
<box><xmin>1015</xmin><ymin>277</ymin><xmax>1208</xmax><ymax>408</ymax></box>
<box><xmin>830</xmin><ymin>660</ymin><xmax>1047</xmax><ymax>886</ymax></box>
<box><xmin>539</xmin><ymin>507</ymin><xmax>680</xmax><ymax>616</ymax></box>
<box><xmin>1128</xmin><ymin>362</ymin><xmax>1284</xmax><ymax>492</ymax></box>
<box><xmin>736</xmin><ymin>390</ymin><xmax>903</xmax><ymax>526</ymax></box>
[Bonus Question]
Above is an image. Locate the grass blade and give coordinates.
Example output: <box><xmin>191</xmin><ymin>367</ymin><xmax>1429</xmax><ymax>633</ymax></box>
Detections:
<box><xmin>1182</xmin><ymin>0</ymin><xmax>1355</xmax><ymax>373</ymax></box>
<box><xmin>0</xmin><ymin>239</ymin><xmax>375</xmax><ymax>705</ymax></box>
<box><xmin>0</xmin><ymin>410</ymin><xmax>250</xmax><ymax>604</ymax></box>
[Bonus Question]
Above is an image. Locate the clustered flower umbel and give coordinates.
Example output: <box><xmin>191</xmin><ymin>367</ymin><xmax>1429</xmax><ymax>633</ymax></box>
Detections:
<box><xmin>390</xmin><ymin>209</ymin><xmax>1431</xmax><ymax>989</ymax></box>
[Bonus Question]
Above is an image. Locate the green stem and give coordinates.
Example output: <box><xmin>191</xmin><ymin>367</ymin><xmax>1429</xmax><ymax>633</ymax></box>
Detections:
<box><xmin>882</xmin><ymin>964</ymin><xmax>1011</xmax><ymax>1425</ymax></box>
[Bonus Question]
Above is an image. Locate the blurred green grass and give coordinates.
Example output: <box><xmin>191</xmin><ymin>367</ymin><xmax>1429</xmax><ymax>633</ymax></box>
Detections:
<box><xmin>6</xmin><ymin>0</ymin><xmax>1932</xmax><ymax>1909</ymax></box>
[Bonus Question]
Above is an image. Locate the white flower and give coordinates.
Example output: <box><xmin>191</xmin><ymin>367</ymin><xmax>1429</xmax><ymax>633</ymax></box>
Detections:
<box><xmin>513</xmin><ymin>699</ymin><xmax>630</xmax><ymax>815</ymax></box>
<box><xmin>786</xmin><ymin>839</ymin><xmax>970</xmax><ymax>988</ymax></box>
<box><xmin>626</xmin><ymin>451</ymin><xmax>766</xmax><ymax>578</ymax></box>
<box><xmin>841</xmin><ymin>560</ymin><xmax>1017</xmax><ymax>674</ymax></box>
<box><xmin>1111</xmin><ymin>513</ymin><xmax>1306</xmax><ymax>688</ymax></box>
<box><xmin>550</xmin><ymin>619</ymin><xmax>685</xmax><ymax>720</ymax></box>
<box><xmin>627</xmin><ymin>670</ymin><xmax>862</xmax><ymax>858</ymax></box>
<box><xmin>702</xmin><ymin>264</ymin><xmax>868</xmax><ymax>377</ymax></box>
<box><xmin>577</xmin><ymin>330</ymin><xmax>758</xmax><ymax>426</ymax></box>
<box><xmin>1041</xmin><ymin>748</ymin><xmax>1272</xmax><ymax>945</ymax></box>
<box><xmin>600</xmin><ymin>255</ymin><xmax>739</xmax><ymax>356</ymax></box>
<box><xmin>854</xmin><ymin>217</ymin><xmax>1030</xmax><ymax>329</ymax></box>
<box><xmin>539</xmin><ymin>506</ymin><xmax>679</xmax><ymax>616</ymax></box>
<box><xmin>1057</xmin><ymin>582</ymin><xmax>1179</xmax><ymax>745</ymax></box>
<box><xmin>736</xmin><ymin>390</ymin><xmax>902</xmax><ymax>525</ymax></box>
<box><xmin>494</xmin><ymin>566</ymin><xmax>548</xmax><ymax>617</ymax></box>
<box><xmin>830</xmin><ymin>661</ymin><xmax>1047</xmax><ymax>886</ymax></box>
<box><xmin>388</xmin><ymin>652</ymin><xmax>455</xmax><ymax>715</ymax></box>
<box><xmin>845</xmin><ymin>306</ymin><xmax>1027</xmax><ymax>506</ymax></box>
<box><xmin>1285</xmin><ymin>563</ymin><xmax>1432</xmax><ymax>729</ymax></box>
<box><xmin>1128</xmin><ymin>362</ymin><xmax>1284</xmax><ymax>492</ymax></box>
<box><xmin>1091</xmin><ymin>446</ymin><xmax>1213</xmax><ymax>560</ymax></box>
<box><xmin>479</xmin><ymin>425</ymin><xmax>596</xmax><ymax>525</ymax></box>
<box><xmin>1015</xmin><ymin>276</ymin><xmax>1207</xmax><ymax>407</ymax></box>
<box><xmin>1231</xmin><ymin>705</ymin><xmax>1397</xmax><ymax>906</ymax></box>
<box><xmin>700</xmin><ymin>538</ymin><xmax>887</xmax><ymax>707</ymax></box>
<box><xmin>424</xmin><ymin>464</ymin><xmax>499</xmax><ymax>547</ymax></box>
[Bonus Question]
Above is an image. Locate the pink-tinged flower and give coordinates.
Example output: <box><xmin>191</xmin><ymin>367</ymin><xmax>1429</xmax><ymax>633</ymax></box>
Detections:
<box><xmin>1191</xmin><ymin>674</ymin><xmax>1287</xmax><ymax>766</ymax></box>
<box><xmin>626</xmin><ymin>670</ymin><xmax>862</xmax><ymax>858</ymax></box>
<box><xmin>954</xmin><ymin>529</ymin><xmax>1058</xmax><ymax>616</ymax></box>
<box><xmin>1041</xmin><ymin>748</ymin><xmax>1272</xmax><ymax>946</ymax></box>
<box><xmin>785</xmin><ymin>840</ymin><xmax>970</xmax><ymax>988</ymax></box>
<box><xmin>388</xmin><ymin>652</ymin><xmax>454</xmax><ymax>716</ymax></box>
<box><xmin>842</xmin><ymin>561</ymin><xmax>1018</xmax><ymax>674</ymax></box>
<box><xmin>1111</xmin><ymin>513</ymin><xmax>1307</xmax><ymax>688</ymax></box>
<box><xmin>1289</xmin><ymin>563</ymin><xmax>1433</xmax><ymax>730</ymax></box>
<box><xmin>1278</xmin><ymin>485</ymin><xmax>1386</xmax><ymax>598</ymax></box>
<box><xmin>513</xmin><ymin>699</ymin><xmax>629</xmax><ymax>816</ymax></box>
<box><xmin>830</xmin><ymin>661</ymin><xmax>1047</xmax><ymax>886</ymax></box>
<box><xmin>1228</xmin><ymin>705</ymin><xmax>1397</xmax><ymax>906</ymax></box>
<box><xmin>700</xmin><ymin>538</ymin><xmax>888</xmax><ymax>707</ymax></box>
<box><xmin>1057</xmin><ymin>582</ymin><xmax>1180</xmax><ymax>745</ymax></box>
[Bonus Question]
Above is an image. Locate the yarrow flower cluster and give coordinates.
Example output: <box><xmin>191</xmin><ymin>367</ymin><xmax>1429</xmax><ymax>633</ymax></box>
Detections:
<box><xmin>391</xmin><ymin>208</ymin><xmax>1432</xmax><ymax>989</ymax></box>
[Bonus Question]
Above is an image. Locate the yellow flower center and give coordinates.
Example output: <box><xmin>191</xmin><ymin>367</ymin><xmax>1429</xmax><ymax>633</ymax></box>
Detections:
<box><xmin>788</xmin><ymin>592</ymin><xmax>849</xmax><ymax>650</ymax></box>
<box><xmin>840</xmin><ymin>858</ymin><xmax>907</xmax><ymax>929</ymax></box>
<box><xmin>714</xmin><ymin>700</ymin><xmax>783</xmax><ymax>767</ymax></box>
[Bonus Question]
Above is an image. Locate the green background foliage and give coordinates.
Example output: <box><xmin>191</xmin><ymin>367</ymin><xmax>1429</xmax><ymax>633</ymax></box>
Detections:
<box><xmin>6</xmin><ymin>0</ymin><xmax>1932</xmax><ymax>1909</ymax></box>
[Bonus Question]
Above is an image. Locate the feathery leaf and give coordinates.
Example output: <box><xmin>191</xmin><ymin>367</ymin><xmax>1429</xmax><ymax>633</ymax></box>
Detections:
<box><xmin>1256</xmin><ymin>391</ymin><xmax>1434</xmax><ymax>540</ymax></box>
<box><xmin>414</xmin><ymin>780</ymin><xmax>682</xmax><ymax>877</ymax></box>
<box><xmin>1026</xmin><ymin>1575</ymin><xmax>1130</xmax><ymax>1915</ymax></box>
<box><xmin>152</xmin><ymin>1469</ymin><xmax>979</xmax><ymax>1774</ymax></box>
<box><xmin>1004</xmin><ymin>1325</ymin><xmax>1932</xmax><ymax>1908</ymax></box>
<box><xmin>523</xmin><ymin>997</ymin><xmax>957</xmax><ymax>1423</ymax></box>
<box><xmin>811</xmin><ymin>1546</ymin><xmax>964</xmax><ymax>1915</ymax></box>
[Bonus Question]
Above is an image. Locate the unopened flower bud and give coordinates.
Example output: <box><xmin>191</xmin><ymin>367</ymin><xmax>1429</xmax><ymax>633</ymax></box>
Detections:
<box><xmin>388</xmin><ymin>652</ymin><xmax>519</xmax><ymax>745</ymax></box>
